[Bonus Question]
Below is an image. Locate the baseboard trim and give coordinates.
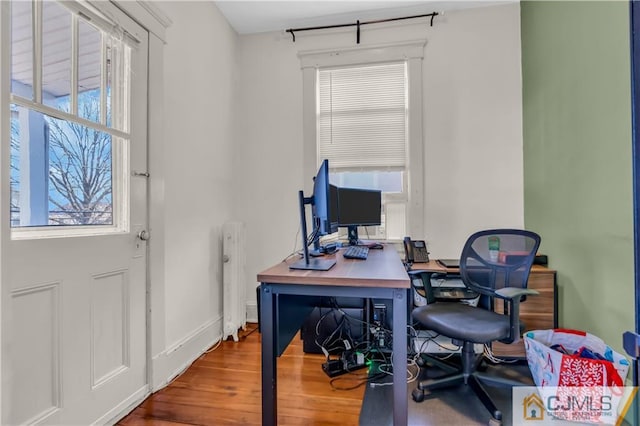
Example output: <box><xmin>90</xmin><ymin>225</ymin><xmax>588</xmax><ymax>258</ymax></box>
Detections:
<box><xmin>94</xmin><ymin>384</ymin><xmax>150</xmax><ymax>426</ymax></box>
<box><xmin>151</xmin><ymin>316</ymin><xmax>222</xmax><ymax>392</ymax></box>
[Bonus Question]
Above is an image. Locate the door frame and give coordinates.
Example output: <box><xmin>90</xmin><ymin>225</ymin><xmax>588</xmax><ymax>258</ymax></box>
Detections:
<box><xmin>629</xmin><ymin>0</ymin><xmax>640</xmax><ymax>389</ymax></box>
<box><xmin>0</xmin><ymin>1</ymin><xmax>170</xmax><ymax>423</ymax></box>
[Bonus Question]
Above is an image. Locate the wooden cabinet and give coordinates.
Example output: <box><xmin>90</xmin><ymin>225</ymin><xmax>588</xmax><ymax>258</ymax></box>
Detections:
<box><xmin>491</xmin><ymin>265</ymin><xmax>557</xmax><ymax>358</ymax></box>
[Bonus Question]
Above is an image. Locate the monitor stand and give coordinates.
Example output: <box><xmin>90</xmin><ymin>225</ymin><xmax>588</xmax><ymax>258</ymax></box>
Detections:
<box><xmin>347</xmin><ymin>226</ymin><xmax>359</xmax><ymax>246</ymax></box>
<box><xmin>289</xmin><ymin>190</ymin><xmax>336</xmax><ymax>271</ymax></box>
<box><xmin>289</xmin><ymin>257</ymin><xmax>336</xmax><ymax>271</ymax></box>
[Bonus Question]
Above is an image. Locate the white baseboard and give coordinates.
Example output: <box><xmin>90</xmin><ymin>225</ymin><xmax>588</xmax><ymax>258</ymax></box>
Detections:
<box><xmin>94</xmin><ymin>384</ymin><xmax>150</xmax><ymax>426</ymax></box>
<box><xmin>246</xmin><ymin>301</ymin><xmax>258</xmax><ymax>323</ymax></box>
<box><xmin>151</xmin><ymin>316</ymin><xmax>223</xmax><ymax>392</ymax></box>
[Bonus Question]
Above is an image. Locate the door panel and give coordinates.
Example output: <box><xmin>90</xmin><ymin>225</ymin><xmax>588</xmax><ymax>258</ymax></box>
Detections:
<box><xmin>11</xmin><ymin>283</ymin><xmax>60</xmax><ymax>424</ymax></box>
<box><xmin>4</xmin><ymin>2</ymin><xmax>149</xmax><ymax>424</ymax></box>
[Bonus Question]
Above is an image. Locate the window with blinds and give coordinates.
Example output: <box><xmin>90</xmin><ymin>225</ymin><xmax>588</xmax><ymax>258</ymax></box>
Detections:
<box><xmin>317</xmin><ymin>62</ymin><xmax>408</xmax><ymax>240</ymax></box>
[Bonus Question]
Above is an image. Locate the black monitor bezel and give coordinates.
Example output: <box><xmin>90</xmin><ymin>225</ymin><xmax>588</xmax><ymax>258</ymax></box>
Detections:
<box><xmin>337</xmin><ymin>187</ymin><xmax>382</xmax><ymax>227</ymax></box>
<box><xmin>312</xmin><ymin>160</ymin><xmax>339</xmax><ymax>237</ymax></box>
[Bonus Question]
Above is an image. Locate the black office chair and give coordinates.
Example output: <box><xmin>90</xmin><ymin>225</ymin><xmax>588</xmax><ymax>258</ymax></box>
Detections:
<box><xmin>411</xmin><ymin>229</ymin><xmax>541</xmax><ymax>425</ymax></box>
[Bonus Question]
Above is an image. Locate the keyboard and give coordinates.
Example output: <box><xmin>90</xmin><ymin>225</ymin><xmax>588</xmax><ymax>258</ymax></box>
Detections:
<box><xmin>342</xmin><ymin>245</ymin><xmax>369</xmax><ymax>260</ymax></box>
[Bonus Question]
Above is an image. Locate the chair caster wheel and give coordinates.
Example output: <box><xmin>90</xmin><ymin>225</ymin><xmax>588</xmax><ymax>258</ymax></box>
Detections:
<box><xmin>488</xmin><ymin>418</ymin><xmax>502</xmax><ymax>426</ymax></box>
<box><xmin>411</xmin><ymin>388</ymin><xmax>425</xmax><ymax>403</ymax></box>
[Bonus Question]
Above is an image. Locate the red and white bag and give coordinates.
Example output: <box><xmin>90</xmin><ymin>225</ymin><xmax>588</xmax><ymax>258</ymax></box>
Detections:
<box><xmin>524</xmin><ymin>329</ymin><xmax>631</xmax><ymax>424</ymax></box>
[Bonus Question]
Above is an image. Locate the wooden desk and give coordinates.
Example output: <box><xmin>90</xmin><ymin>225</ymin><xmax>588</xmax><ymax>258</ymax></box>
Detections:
<box><xmin>258</xmin><ymin>247</ymin><xmax>410</xmax><ymax>425</ymax></box>
<box><xmin>410</xmin><ymin>260</ymin><xmax>557</xmax><ymax>358</ymax></box>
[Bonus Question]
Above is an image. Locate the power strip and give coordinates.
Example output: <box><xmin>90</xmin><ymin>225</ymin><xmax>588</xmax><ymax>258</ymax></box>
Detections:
<box><xmin>322</xmin><ymin>352</ymin><xmax>367</xmax><ymax>377</ymax></box>
<box><xmin>413</xmin><ymin>331</ymin><xmax>483</xmax><ymax>354</ymax></box>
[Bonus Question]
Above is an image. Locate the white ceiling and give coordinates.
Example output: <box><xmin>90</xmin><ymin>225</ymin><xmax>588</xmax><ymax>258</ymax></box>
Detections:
<box><xmin>214</xmin><ymin>1</ymin><xmax>513</xmax><ymax>35</ymax></box>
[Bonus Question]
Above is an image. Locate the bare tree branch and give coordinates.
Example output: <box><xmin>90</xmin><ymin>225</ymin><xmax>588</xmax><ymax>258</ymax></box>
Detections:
<box><xmin>47</xmin><ymin>95</ymin><xmax>113</xmax><ymax>225</ymax></box>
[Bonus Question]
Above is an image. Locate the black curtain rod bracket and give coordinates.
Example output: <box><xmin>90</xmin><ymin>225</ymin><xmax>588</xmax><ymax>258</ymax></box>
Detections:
<box><xmin>285</xmin><ymin>12</ymin><xmax>439</xmax><ymax>43</ymax></box>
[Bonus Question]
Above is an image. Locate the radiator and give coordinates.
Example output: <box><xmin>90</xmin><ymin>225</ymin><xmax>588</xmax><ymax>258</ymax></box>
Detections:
<box><xmin>222</xmin><ymin>221</ymin><xmax>247</xmax><ymax>342</ymax></box>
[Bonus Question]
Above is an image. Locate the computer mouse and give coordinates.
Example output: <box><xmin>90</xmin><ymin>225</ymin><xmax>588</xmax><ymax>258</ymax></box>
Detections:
<box><xmin>369</xmin><ymin>243</ymin><xmax>383</xmax><ymax>249</ymax></box>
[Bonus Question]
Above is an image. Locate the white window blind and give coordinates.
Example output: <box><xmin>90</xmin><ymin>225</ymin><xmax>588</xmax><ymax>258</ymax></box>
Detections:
<box><xmin>318</xmin><ymin>62</ymin><xmax>407</xmax><ymax>170</ymax></box>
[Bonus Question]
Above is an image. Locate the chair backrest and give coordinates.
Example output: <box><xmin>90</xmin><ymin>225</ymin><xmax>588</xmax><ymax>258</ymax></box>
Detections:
<box><xmin>459</xmin><ymin>229</ymin><xmax>541</xmax><ymax>295</ymax></box>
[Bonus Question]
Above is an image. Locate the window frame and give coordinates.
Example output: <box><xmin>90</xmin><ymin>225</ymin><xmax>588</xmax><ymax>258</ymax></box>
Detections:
<box><xmin>7</xmin><ymin>0</ymin><xmax>138</xmax><ymax>239</ymax></box>
<box><xmin>299</xmin><ymin>41</ymin><xmax>426</xmax><ymax>241</ymax></box>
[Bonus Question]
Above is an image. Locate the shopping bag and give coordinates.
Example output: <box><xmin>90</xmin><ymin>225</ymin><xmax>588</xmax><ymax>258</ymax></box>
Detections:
<box><xmin>523</xmin><ymin>328</ymin><xmax>631</xmax><ymax>424</ymax></box>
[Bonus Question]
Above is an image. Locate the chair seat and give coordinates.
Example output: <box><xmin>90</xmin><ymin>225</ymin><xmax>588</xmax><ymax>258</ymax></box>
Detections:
<box><xmin>412</xmin><ymin>303</ymin><xmax>512</xmax><ymax>344</ymax></box>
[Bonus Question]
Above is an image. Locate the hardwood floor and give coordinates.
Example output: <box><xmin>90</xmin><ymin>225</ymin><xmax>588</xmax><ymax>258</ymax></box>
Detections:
<box><xmin>119</xmin><ymin>324</ymin><xmax>366</xmax><ymax>425</ymax></box>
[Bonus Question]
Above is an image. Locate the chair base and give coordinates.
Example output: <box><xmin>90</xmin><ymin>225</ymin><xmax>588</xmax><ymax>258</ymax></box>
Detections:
<box><xmin>417</xmin><ymin>353</ymin><xmax>461</xmax><ymax>375</ymax></box>
<box><xmin>412</xmin><ymin>341</ymin><xmax>526</xmax><ymax>423</ymax></box>
<box><xmin>412</xmin><ymin>372</ymin><xmax>503</xmax><ymax>421</ymax></box>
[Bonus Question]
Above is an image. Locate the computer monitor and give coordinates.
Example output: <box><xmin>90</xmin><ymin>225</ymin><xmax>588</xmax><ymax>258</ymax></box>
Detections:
<box><xmin>337</xmin><ymin>187</ymin><xmax>382</xmax><ymax>245</ymax></box>
<box><xmin>312</xmin><ymin>160</ymin><xmax>339</xmax><ymax>238</ymax></box>
<box><xmin>289</xmin><ymin>160</ymin><xmax>338</xmax><ymax>271</ymax></box>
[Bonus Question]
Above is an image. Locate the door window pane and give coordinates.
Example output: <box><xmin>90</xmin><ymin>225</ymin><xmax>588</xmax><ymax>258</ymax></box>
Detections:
<box><xmin>10</xmin><ymin>0</ymin><xmax>33</xmax><ymax>99</ymax></box>
<box><xmin>10</xmin><ymin>104</ymin><xmax>113</xmax><ymax>227</ymax></box>
<box><xmin>106</xmin><ymin>41</ymin><xmax>113</xmax><ymax>128</ymax></box>
<box><xmin>42</xmin><ymin>1</ymin><xmax>72</xmax><ymax>112</ymax></box>
<box><xmin>8</xmin><ymin>0</ymin><xmax>133</xmax><ymax>235</ymax></box>
<box><xmin>10</xmin><ymin>105</ymin><xmax>20</xmax><ymax>227</ymax></box>
<box><xmin>78</xmin><ymin>20</ymin><xmax>102</xmax><ymax>122</ymax></box>
<box><xmin>106</xmin><ymin>41</ymin><xmax>130</xmax><ymax>133</ymax></box>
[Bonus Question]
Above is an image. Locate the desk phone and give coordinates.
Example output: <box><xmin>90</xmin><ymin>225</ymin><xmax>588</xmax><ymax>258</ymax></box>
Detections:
<box><xmin>403</xmin><ymin>237</ymin><xmax>430</xmax><ymax>263</ymax></box>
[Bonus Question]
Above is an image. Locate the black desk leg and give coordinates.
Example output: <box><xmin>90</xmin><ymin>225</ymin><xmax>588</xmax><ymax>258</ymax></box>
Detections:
<box><xmin>392</xmin><ymin>288</ymin><xmax>408</xmax><ymax>425</ymax></box>
<box><xmin>260</xmin><ymin>284</ymin><xmax>277</xmax><ymax>426</ymax></box>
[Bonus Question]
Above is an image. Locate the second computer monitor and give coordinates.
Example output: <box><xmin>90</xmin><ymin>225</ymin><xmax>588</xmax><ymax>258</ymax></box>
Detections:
<box><xmin>337</xmin><ymin>187</ymin><xmax>382</xmax><ymax>245</ymax></box>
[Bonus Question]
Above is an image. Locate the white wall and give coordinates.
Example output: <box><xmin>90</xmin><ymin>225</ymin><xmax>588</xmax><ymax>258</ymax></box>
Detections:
<box><xmin>423</xmin><ymin>4</ymin><xmax>524</xmax><ymax>258</ymax></box>
<box><xmin>236</xmin><ymin>3</ymin><xmax>524</xmax><ymax>312</ymax></box>
<box><xmin>149</xmin><ymin>1</ymin><xmax>238</xmax><ymax>387</ymax></box>
<box><xmin>234</xmin><ymin>33</ymin><xmax>304</xmax><ymax>317</ymax></box>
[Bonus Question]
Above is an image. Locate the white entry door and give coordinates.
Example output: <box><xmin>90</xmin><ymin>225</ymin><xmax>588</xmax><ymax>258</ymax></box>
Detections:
<box><xmin>3</xmin><ymin>1</ymin><xmax>149</xmax><ymax>424</ymax></box>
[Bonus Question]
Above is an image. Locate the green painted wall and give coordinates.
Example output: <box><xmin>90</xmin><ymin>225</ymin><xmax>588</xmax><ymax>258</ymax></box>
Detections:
<box><xmin>521</xmin><ymin>1</ymin><xmax>633</xmax><ymax>354</ymax></box>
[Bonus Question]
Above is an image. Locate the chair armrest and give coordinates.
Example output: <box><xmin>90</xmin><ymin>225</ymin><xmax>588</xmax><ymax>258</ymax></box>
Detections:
<box><xmin>407</xmin><ymin>270</ymin><xmax>436</xmax><ymax>305</ymax></box>
<box><xmin>495</xmin><ymin>287</ymin><xmax>539</xmax><ymax>300</ymax></box>
<box><xmin>495</xmin><ymin>287</ymin><xmax>539</xmax><ymax>344</ymax></box>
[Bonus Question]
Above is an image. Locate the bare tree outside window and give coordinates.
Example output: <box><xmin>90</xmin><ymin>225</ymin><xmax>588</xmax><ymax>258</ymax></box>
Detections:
<box><xmin>10</xmin><ymin>108</ymin><xmax>20</xmax><ymax>226</ymax></box>
<box><xmin>47</xmin><ymin>92</ymin><xmax>113</xmax><ymax>225</ymax></box>
<box><xmin>10</xmin><ymin>91</ymin><xmax>114</xmax><ymax>227</ymax></box>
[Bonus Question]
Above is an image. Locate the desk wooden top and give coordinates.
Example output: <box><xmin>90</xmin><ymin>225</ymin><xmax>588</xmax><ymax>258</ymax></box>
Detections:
<box><xmin>258</xmin><ymin>245</ymin><xmax>410</xmax><ymax>288</ymax></box>
<box><xmin>410</xmin><ymin>260</ymin><xmax>555</xmax><ymax>274</ymax></box>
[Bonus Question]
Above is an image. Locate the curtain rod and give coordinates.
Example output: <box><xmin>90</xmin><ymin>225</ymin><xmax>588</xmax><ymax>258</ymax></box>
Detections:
<box><xmin>286</xmin><ymin>12</ymin><xmax>439</xmax><ymax>44</ymax></box>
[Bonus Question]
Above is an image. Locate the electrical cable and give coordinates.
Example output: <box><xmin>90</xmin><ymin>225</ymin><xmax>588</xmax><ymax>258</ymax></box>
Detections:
<box><xmin>292</xmin><ymin>223</ymin><xmax>301</xmax><ymax>255</ymax></box>
<box><xmin>322</xmin><ymin>310</ymin><xmax>425</xmax><ymax>391</ymax></box>
<box><xmin>483</xmin><ymin>344</ymin><xmax>518</xmax><ymax>364</ymax></box>
<box><xmin>281</xmin><ymin>251</ymin><xmax>300</xmax><ymax>263</ymax></box>
<box><xmin>314</xmin><ymin>305</ymin><xmax>369</xmax><ymax>359</ymax></box>
<box><xmin>167</xmin><ymin>335</ymin><xmax>227</xmax><ymax>387</ymax></box>
<box><xmin>241</xmin><ymin>325</ymin><xmax>259</xmax><ymax>339</ymax></box>
<box><xmin>317</xmin><ymin>301</ymin><xmax>424</xmax><ymax>392</ymax></box>
<box><xmin>204</xmin><ymin>339</ymin><xmax>222</xmax><ymax>354</ymax></box>
<box><xmin>330</xmin><ymin>370</ymin><xmax>388</xmax><ymax>391</ymax></box>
